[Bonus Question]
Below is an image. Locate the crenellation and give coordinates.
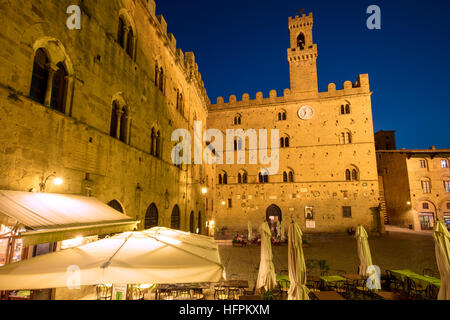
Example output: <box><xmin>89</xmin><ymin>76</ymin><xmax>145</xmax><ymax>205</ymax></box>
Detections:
<box><xmin>156</xmin><ymin>14</ymin><xmax>167</xmax><ymax>35</ymax></box>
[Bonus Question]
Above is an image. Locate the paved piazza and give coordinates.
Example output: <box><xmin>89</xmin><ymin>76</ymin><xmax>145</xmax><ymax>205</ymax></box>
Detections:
<box><xmin>219</xmin><ymin>226</ymin><xmax>438</xmax><ymax>291</ymax></box>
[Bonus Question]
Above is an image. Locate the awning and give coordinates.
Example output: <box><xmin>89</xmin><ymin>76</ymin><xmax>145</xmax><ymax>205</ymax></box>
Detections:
<box><xmin>0</xmin><ymin>191</ymin><xmax>139</xmax><ymax>246</ymax></box>
<box><xmin>0</xmin><ymin>228</ymin><xmax>224</xmax><ymax>290</ymax></box>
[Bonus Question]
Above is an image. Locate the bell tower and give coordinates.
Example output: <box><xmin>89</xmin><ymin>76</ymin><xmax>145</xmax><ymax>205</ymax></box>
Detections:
<box><xmin>287</xmin><ymin>13</ymin><xmax>318</xmax><ymax>95</ymax></box>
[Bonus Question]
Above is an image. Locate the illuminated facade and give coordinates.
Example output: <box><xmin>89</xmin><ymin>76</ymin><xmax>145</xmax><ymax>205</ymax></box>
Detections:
<box><xmin>0</xmin><ymin>0</ymin><xmax>214</xmax><ymax>236</ymax></box>
<box><xmin>208</xmin><ymin>13</ymin><xmax>382</xmax><ymax>234</ymax></box>
<box><xmin>376</xmin><ymin>132</ymin><xmax>450</xmax><ymax>231</ymax></box>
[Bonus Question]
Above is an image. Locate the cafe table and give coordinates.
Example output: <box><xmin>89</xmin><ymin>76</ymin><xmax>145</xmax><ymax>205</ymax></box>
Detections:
<box><xmin>313</xmin><ymin>291</ymin><xmax>345</xmax><ymax>300</ymax></box>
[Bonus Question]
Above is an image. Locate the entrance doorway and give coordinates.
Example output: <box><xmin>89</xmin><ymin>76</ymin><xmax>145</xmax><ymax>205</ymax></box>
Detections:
<box><xmin>419</xmin><ymin>214</ymin><xmax>434</xmax><ymax>231</ymax></box>
<box><xmin>266</xmin><ymin>205</ymin><xmax>282</xmax><ymax>236</ymax></box>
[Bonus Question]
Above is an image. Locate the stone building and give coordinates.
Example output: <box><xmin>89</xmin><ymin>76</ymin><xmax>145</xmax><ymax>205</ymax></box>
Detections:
<box><xmin>0</xmin><ymin>0</ymin><xmax>214</xmax><ymax>236</ymax></box>
<box><xmin>208</xmin><ymin>13</ymin><xmax>382</xmax><ymax>234</ymax></box>
<box><xmin>376</xmin><ymin>132</ymin><xmax>450</xmax><ymax>231</ymax></box>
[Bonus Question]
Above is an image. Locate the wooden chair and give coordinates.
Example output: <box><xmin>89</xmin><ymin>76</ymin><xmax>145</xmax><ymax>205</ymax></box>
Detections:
<box><xmin>422</xmin><ymin>268</ymin><xmax>433</xmax><ymax>277</ymax></box>
<box><xmin>428</xmin><ymin>284</ymin><xmax>439</xmax><ymax>300</ymax></box>
<box><xmin>228</xmin><ymin>274</ymin><xmax>244</xmax><ymax>300</ymax></box>
<box><xmin>406</xmin><ymin>277</ymin><xmax>427</xmax><ymax>298</ymax></box>
<box><xmin>386</xmin><ymin>270</ymin><xmax>403</xmax><ymax>291</ymax></box>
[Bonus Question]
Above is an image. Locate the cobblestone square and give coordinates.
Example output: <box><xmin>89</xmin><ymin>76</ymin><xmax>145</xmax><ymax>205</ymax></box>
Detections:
<box><xmin>219</xmin><ymin>226</ymin><xmax>438</xmax><ymax>291</ymax></box>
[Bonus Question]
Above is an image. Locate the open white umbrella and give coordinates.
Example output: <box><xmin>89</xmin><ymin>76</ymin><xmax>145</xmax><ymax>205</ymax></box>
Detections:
<box><xmin>256</xmin><ymin>222</ymin><xmax>277</xmax><ymax>292</ymax></box>
<box><xmin>248</xmin><ymin>221</ymin><xmax>253</xmax><ymax>241</ymax></box>
<box><xmin>0</xmin><ymin>227</ymin><xmax>224</xmax><ymax>290</ymax></box>
<box><xmin>355</xmin><ymin>225</ymin><xmax>373</xmax><ymax>276</ymax></box>
<box><xmin>287</xmin><ymin>221</ymin><xmax>310</xmax><ymax>300</ymax></box>
<box><xmin>434</xmin><ymin>221</ymin><xmax>450</xmax><ymax>300</ymax></box>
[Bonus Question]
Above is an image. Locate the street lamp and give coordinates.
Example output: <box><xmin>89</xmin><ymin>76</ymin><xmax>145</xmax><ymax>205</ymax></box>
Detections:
<box><xmin>39</xmin><ymin>172</ymin><xmax>64</xmax><ymax>192</ymax></box>
<box><xmin>201</xmin><ymin>187</ymin><xmax>208</xmax><ymax>195</ymax></box>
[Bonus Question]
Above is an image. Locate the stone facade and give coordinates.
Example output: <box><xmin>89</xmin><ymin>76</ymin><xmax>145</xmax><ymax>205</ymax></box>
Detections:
<box><xmin>0</xmin><ymin>0</ymin><xmax>214</xmax><ymax>233</ymax></box>
<box><xmin>208</xmin><ymin>14</ymin><xmax>382</xmax><ymax>234</ymax></box>
<box><xmin>376</xmin><ymin>144</ymin><xmax>450</xmax><ymax>231</ymax></box>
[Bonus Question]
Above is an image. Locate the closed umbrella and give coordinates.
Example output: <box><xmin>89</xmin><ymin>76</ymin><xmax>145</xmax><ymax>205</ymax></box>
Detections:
<box><xmin>256</xmin><ymin>222</ymin><xmax>277</xmax><ymax>292</ymax></box>
<box><xmin>288</xmin><ymin>221</ymin><xmax>310</xmax><ymax>300</ymax></box>
<box><xmin>280</xmin><ymin>222</ymin><xmax>286</xmax><ymax>242</ymax></box>
<box><xmin>355</xmin><ymin>225</ymin><xmax>373</xmax><ymax>276</ymax></box>
<box><xmin>248</xmin><ymin>221</ymin><xmax>253</xmax><ymax>241</ymax></box>
<box><xmin>434</xmin><ymin>221</ymin><xmax>450</xmax><ymax>300</ymax></box>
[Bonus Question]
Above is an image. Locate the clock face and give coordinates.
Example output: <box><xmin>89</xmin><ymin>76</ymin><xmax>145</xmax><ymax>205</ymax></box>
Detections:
<box><xmin>298</xmin><ymin>105</ymin><xmax>314</xmax><ymax>120</ymax></box>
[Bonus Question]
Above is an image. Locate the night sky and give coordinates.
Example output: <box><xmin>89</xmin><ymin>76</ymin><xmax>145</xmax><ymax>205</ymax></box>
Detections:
<box><xmin>156</xmin><ymin>0</ymin><xmax>450</xmax><ymax>150</ymax></box>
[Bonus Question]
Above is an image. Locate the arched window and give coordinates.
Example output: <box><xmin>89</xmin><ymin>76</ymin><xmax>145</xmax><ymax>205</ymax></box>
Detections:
<box><xmin>118</xmin><ymin>17</ymin><xmax>126</xmax><ymax>48</ymax></box>
<box><xmin>441</xmin><ymin>159</ymin><xmax>449</xmax><ymax>169</ymax></box>
<box><xmin>234</xmin><ymin>114</ymin><xmax>241</xmax><ymax>125</ymax></box>
<box><xmin>144</xmin><ymin>203</ymin><xmax>158</xmax><ymax>229</ymax></box>
<box><xmin>345</xmin><ymin>167</ymin><xmax>359</xmax><ymax>182</ymax></box>
<box><xmin>158</xmin><ymin>67</ymin><xmax>164</xmax><ymax>92</ymax></box>
<box><xmin>107</xmin><ymin>200</ymin><xmax>124</xmax><ymax>214</ymax></box>
<box><xmin>150</xmin><ymin>128</ymin><xmax>155</xmax><ymax>156</ymax></box>
<box><xmin>171</xmin><ymin>205</ymin><xmax>181</xmax><ymax>230</ymax></box>
<box><xmin>345</xmin><ymin>104</ymin><xmax>351</xmax><ymax>114</ymax></box>
<box><xmin>30</xmin><ymin>48</ymin><xmax>50</xmax><ymax>105</ymax></box>
<box><xmin>283</xmin><ymin>172</ymin><xmax>288</xmax><ymax>183</ymax></box>
<box><xmin>259</xmin><ymin>172</ymin><xmax>269</xmax><ymax>184</ymax></box>
<box><xmin>280</xmin><ymin>136</ymin><xmax>289</xmax><ymax>148</ymax></box>
<box><xmin>110</xmin><ymin>101</ymin><xmax>119</xmax><ymax>138</ymax></box>
<box><xmin>223</xmin><ymin>173</ymin><xmax>228</xmax><ymax>185</ymax></box>
<box><xmin>189</xmin><ymin>211</ymin><xmax>195</xmax><ymax>233</ymax></box>
<box><xmin>218</xmin><ymin>174</ymin><xmax>223</xmax><ymax>185</ymax></box>
<box><xmin>238</xmin><ymin>173</ymin><xmax>242</xmax><ymax>184</ymax></box>
<box><xmin>297</xmin><ymin>33</ymin><xmax>305</xmax><ymax>50</ymax></box>
<box><xmin>278</xmin><ymin>111</ymin><xmax>287</xmax><ymax>121</ymax></box>
<box><xmin>341</xmin><ymin>104</ymin><xmax>351</xmax><ymax>115</ymax></box>
<box><xmin>352</xmin><ymin>169</ymin><xmax>359</xmax><ymax>181</ymax></box>
<box><xmin>243</xmin><ymin>172</ymin><xmax>248</xmax><ymax>184</ymax></box>
<box><xmin>50</xmin><ymin>62</ymin><xmax>68</xmax><ymax>113</ymax></box>
<box><xmin>341</xmin><ymin>131</ymin><xmax>352</xmax><ymax>144</ymax></box>
<box><xmin>289</xmin><ymin>171</ymin><xmax>294</xmax><ymax>183</ymax></box>
<box><xmin>119</xmin><ymin>107</ymin><xmax>128</xmax><ymax>143</ymax></box>
<box><xmin>345</xmin><ymin>169</ymin><xmax>351</xmax><ymax>181</ymax></box>
<box><xmin>126</xmin><ymin>28</ymin><xmax>134</xmax><ymax>58</ymax></box>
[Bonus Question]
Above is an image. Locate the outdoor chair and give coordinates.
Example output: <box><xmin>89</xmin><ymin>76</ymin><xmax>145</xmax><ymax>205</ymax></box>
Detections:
<box><xmin>405</xmin><ymin>277</ymin><xmax>427</xmax><ymax>298</ymax></box>
<box><xmin>422</xmin><ymin>268</ymin><xmax>433</xmax><ymax>277</ymax></box>
<box><xmin>227</xmin><ymin>274</ymin><xmax>244</xmax><ymax>300</ymax></box>
<box><xmin>428</xmin><ymin>284</ymin><xmax>439</xmax><ymax>300</ymax></box>
<box><xmin>386</xmin><ymin>270</ymin><xmax>403</xmax><ymax>291</ymax></box>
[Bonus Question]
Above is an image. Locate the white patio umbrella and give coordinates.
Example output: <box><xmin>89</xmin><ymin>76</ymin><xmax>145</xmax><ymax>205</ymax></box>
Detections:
<box><xmin>434</xmin><ymin>221</ymin><xmax>450</xmax><ymax>300</ymax></box>
<box><xmin>0</xmin><ymin>227</ymin><xmax>224</xmax><ymax>291</ymax></box>
<box><xmin>248</xmin><ymin>221</ymin><xmax>253</xmax><ymax>241</ymax></box>
<box><xmin>256</xmin><ymin>222</ymin><xmax>277</xmax><ymax>292</ymax></box>
<box><xmin>355</xmin><ymin>224</ymin><xmax>373</xmax><ymax>276</ymax></box>
<box><xmin>287</xmin><ymin>221</ymin><xmax>310</xmax><ymax>300</ymax></box>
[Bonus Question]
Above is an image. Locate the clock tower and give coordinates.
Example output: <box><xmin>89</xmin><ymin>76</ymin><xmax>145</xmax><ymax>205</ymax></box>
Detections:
<box><xmin>287</xmin><ymin>13</ymin><xmax>318</xmax><ymax>95</ymax></box>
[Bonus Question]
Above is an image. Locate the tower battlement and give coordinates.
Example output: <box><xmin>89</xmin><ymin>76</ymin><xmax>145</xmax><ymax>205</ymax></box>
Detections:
<box><xmin>288</xmin><ymin>12</ymin><xmax>314</xmax><ymax>28</ymax></box>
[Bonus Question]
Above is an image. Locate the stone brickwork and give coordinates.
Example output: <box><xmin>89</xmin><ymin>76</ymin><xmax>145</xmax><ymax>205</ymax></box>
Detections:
<box><xmin>208</xmin><ymin>13</ymin><xmax>381</xmax><ymax>234</ymax></box>
<box><xmin>0</xmin><ymin>0</ymin><xmax>214</xmax><ymax>232</ymax></box>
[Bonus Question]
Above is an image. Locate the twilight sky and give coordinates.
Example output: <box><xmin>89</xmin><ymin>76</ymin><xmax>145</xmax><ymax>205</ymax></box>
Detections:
<box><xmin>155</xmin><ymin>0</ymin><xmax>450</xmax><ymax>149</ymax></box>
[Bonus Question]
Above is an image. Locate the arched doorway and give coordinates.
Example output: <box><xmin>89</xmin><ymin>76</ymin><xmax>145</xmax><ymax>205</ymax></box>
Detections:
<box><xmin>189</xmin><ymin>211</ymin><xmax>195</xmax><ymax>233</ymax></box>
<box><xmin>107</xmin><ymin>200</ymin><xmax>124</xmax><ymax>214</ymax></box>
<box><xmin>171</xmin><ymin>205</ymin><xmax>180</xmax><ymax>230</ymax></box>
<box><xmin>418</xmin><ymin>201</ymin><xmax>436</xmax><ymax>230</ymax></box>
<box><xmin>266</xmin><ymin>204</ymin><xmax>282</xmax><ymax>234</ymax></box>
<box><xmin>198</xmin><ymin>211</ymin><xmax>202</xmax><ymax>234</ymax></box>
<box><xmin>442</xmin><ymin>200</ymin><xmax>450</xmax><ymax>230</ymax></box>
<box><xmin>144</xmin><ymin>203</ymin><xmax>158</xmax><ymax>229</ymax></box>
